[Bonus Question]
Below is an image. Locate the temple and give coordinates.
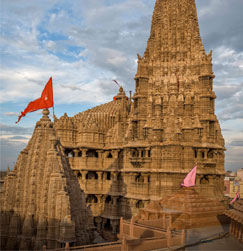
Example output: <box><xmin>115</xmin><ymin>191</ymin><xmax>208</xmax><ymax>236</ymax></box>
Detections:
<box><xmin>0</xmin><ymin>110</ymin><xmax>94</xmax><ymax>249</ymax></box>
<box><xmin>0</xmin><ymin>0</ymin><xmax>226</xmax><ymax>248</ymax></box>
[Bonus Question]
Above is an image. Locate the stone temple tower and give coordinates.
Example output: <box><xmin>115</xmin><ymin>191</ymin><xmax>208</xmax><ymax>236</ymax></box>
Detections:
<box><xmin>0</xmin><ymin>110</ymin><xmax>93</xmax><ymax>250</ymax></box>
<box><xmin>0</xmin><ymin>0</ymin><xmax>226</xmax><ymax>243</ymax></box>
<box><xmin>129</xmin><ymin>0</ymin><xmax>225</xmax><ymax>197</ymax></box>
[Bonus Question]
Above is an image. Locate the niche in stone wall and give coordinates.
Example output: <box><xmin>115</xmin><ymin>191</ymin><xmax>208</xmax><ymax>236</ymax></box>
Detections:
<box><xmin>118</xmin><ymin>150</ymin><xmax>124</xmax><ymax>159</ymax></box>
<box><xmin>201</xmin><ymin>151</ymin><xmax>205</xmax><ymax>159</ymax></box>
<box><xmin>200</xmin><ymin>175</ymin><xmax>209</xmax><ymax>185</ymax></box>
<box><xmin>207</xmin><ymin>150</ymin><xmax>214</xmax><ymax>159</ymax></box>
<box><xmin>107</xmin><ymin>152</ymin><xmax>113</xmax><ymax>158</ymax></box>
<box><xmin>144</xmin><ymin>127</ymin><xmax>149</xmax><ymax>138</ymax></box>
<box><xmin>136</xmin><ymin>200</ymin><xmax>144</xmax><ymax>209</ymax></box>
<box><xmin>64</xmin><ymin>148</ymin><xmax>74</xmax><ymax>158</ymax></box>
<box><xmin>76</xmin><ymin>171</ymin><xmax>82</xmax><ymax>179</ymax></box>
<box><xmin>86</xmin><ymin>194</ymin><xmax>98</xmax><ymax>203</ymax></box>
<box><xmin>86</xmin><ymin>171</ymin><xmax>98</xmax><ymax>180</ymax></box>
<box><xmin>117</xmin><ymin>173</ymin><xmax>123</xmax><ymax>182</ymax></box>
<box><xmin>105</xmin><ymin>195</ymin><xmax>112</xmax><ymax>204</ymax></box>
<box><xmin>87</xmin><ymin>149</ymin><xmax>98</xmax><ymax>158</ymax></box>
<box><xmin>106</xmin><ymin>172</ymin><xmax>111</xmax><ymax>180</ymax></box>
<box><xmin>131</xmin><ymin>149</ymin><xmax>139</xmax><ymax>157</ymax></box>
<box><xmin>209</xmin><ymin>121</ymin><xmax>214</xmax><ymax>136</ymax></box>
<box><xmin>141</xmin><ymin>150</ymin><xmax>146</xmax><ymax>157</ymax></box>
<box><xmin>148</xmin><ymin>150</ymin><xmax>151</xmax><ymax>157</ymax></box>
<box><xmin>135</xmin><ymin>174</ymin><xmax>144</xmax><ymax>183</ymax></box>
<box><xmin>104</xmin><ymin>219</ymin><xmax>112</xmax><ymax>231</ymax></box>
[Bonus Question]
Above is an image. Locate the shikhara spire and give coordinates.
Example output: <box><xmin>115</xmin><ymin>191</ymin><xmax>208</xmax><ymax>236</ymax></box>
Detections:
<box><xmin>0</xmin><ymin>0</ymin><xmax>226</xmax><ymax>247</ymax></box>
<box><xmin>136</xmin><ymin>0</ymin><xmax>213</xmax><ymax>82</ymax></box>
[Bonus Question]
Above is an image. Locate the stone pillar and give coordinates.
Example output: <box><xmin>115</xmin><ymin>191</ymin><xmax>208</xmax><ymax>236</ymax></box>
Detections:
<box><xmin>169</xmin><ymin>215</ymin><xmax>172</xmax><ymax>228</ymax></box>
<box><xmin>163</xmin><ymin>213</ymin><xmax>166</xmax><ymax>228</ymax></box>
<box><xmin>240</xmin><ymin>225</ymin><xmax>243</xmax><ymax>242</ymax></box>
<box><xmin>122</xmin><ymin>237</ymin><xmax>128</xmax><ymax>251</ymax></box>
<box><xmin>145</xmin><ymin>148</ymin><xmax>150</xmax><ymax>158</ymax></box>
<box><xmin>120</xmin><ymin>217</ymin><xmax>123</xmax><ymax>235</ymax></box>
<box><xmin>81</xmin><ymin>171</ymin><xmax>87</xmax><ymax>182</ymax></box>
<box><xmin>73</xmin><ymin>149</ymin><xmax>79</xmax><ymax>157</ymax></box>
<box><xmin>237</xmin><ymin>223</ymin><xmax>241</xmax><ymax>240</ymax></box>
<box><xmin>232</xmin><ymin>221</ymin><xmax>235</xmax><ymax>236</ymax></box>
<box><xmin>112</xmin><ymin>196</ymin><xmax>119</xmax><ymax>217</ymax></box>
<box><xmin>97</xmin><ymin>150</ymin><xmax>103</xmax><ymax>159</ymax></box>
<box><xmin>230</xmin><ymin>221</ymin><xmax>233</xmax><ymax>234</ymax></box>
<box><xmin>130</xmin><ymin>217</ymin><xmax>134</xmax><ymax>237</ymax></box>
<box><xmin>167</xmin><ymin>228</ymin><xmax>172</xmax><ymax>247</ymax></box>
<box><xmin>111</xmin><ymin>219</ymin><xmax>119</xmax><ymax>234</ymax></box>
<box><xmin>65</xmin><ymin>242</ymin><xmax>70</xmax><ymax>251</ymax></box>
<box><xmin>181</xmin><ymin>229</ymin><xmax>186</xmax><ymax>245</ymax></box>
<box><xmin>235</xmin><ymin>222</ymin><xmax>239</xmax><ymax>240</ymax></box>
<box><xmin>81</xmin><ymin>149</ymin><xmax>87</xmax><ymax>158</ymax></box>
<box><xmin>97</xmin><ymin>172</ymin><xmax>103</xmax><ymax>181</ymax></box>
<box><xmin>97</xmin><ymin>172</ymin><xmax>103</xmax><ymax>192</ymax></box>
<box><xmin>112</xmin><ymin>150</ymin><xmax>119</xmax><ymax>158</ymax></box>
<box><xmin>144</xmin><ymin>174</ymin><xmax>149</xmax><ymax>183</ymax></box>
<box><xmin>112</xmin><ymin>172</ymin><xmax>118</xmax><ymax>181</ymax></box>
<box><xmin>95</xmin><ymin>217</ymin><xmax>102</xmax><ymax>232</ymax></box>
<box><xmin>204</xmin><ymin>149</ymin><xmax>208</xmax><ymax>160</ymax></box>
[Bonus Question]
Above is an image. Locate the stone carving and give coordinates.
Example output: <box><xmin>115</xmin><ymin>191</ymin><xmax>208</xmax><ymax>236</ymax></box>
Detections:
<box><xmin>0</xmin><ymin>110</ymin><xmax>93</xmax><ymax>250</ymax></box>
<box><xmin>1</xmin><ymin>0</ymin><xmax>226</xmax><ymax>244</ymax></box>
<box><xmin>52</xmin><ymin>0</ymin><xmax>225</xmax><ymax>238</ymax></box>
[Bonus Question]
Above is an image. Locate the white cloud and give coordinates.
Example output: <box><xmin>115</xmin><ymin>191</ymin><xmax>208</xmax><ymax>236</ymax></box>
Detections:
<box><xmin>2</xmin><ymin>112</ymin><xmax>19</xmax><ymax>117</ymax></box>
<box><xmin>0</xmin><ymin>0</ymin><xmax>243</xmax><ymax>171</ymax></box>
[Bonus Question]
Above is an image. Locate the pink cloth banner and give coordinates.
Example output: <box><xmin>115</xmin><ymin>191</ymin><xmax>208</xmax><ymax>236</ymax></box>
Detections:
<box><xmin>230</xmin><ymin>189</ymin><xmax>240</xmax><ymax>205</ymax></box>
<box><xmin>181</xmin><ymin>165</ymin><xmax>197</xmax><ymax>187</ymax></box>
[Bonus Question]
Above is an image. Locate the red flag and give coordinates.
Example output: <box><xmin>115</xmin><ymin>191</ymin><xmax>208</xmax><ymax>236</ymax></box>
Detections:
<box><xmin>16</xmin><ymin>77</ymin><xmax>53</xmax><ymax>123</ymax></box>
<box><xmin>181</xmin><ymin>165</ymin><xmax>197</xmax><ymax>187</ymax></box>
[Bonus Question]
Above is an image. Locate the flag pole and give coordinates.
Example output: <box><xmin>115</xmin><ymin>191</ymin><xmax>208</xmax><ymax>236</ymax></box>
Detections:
<box><xmin>52</xmin><ymin>106</ymin><xmax>55</xmax><ymax>120</ymax></box>
<box><xmin>52</xmin><ymin>76</ymin><xmax>55</xmax><ymax>120</ymax></box>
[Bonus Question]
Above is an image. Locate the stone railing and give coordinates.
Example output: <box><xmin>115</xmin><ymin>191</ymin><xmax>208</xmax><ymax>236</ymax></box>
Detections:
<box><xmin>102</xmin><ymin>204</ymin><xmax>121</xmax><ymax>218</ymax></box>
<box><xmin>48</xmin><ymin>218</ymin><xmax>185</xmax><ymax>251</ymax></box>
<box><xmin>83</xmin><ymin>180</ymin><xmax>112</xmax><ymax>194</ymax></box>
<box><xmin>127</xmin><ymin>182</ymin><xmax>149</xmax><ymax>197</ymax></box>
<box><xmin>118</xmin><ymin>217</ymin><xmax>186</xmax><ymax>250</ymax></box>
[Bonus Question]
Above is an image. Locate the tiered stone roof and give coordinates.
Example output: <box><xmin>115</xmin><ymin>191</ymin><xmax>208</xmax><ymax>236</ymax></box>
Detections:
<box><xmin>0</xmin><ymin>0</ymin><xmax>227</xmax><ymax>245</ymax></box>
<box><xmin>225</xmin><ymin>200</ymin><xmax>243</xmax><ymax>224</ymax></box>
<box><xmin>0</xmin><ymin>110</ymin><xmax>93</xmax><ymax>250</ymax></box>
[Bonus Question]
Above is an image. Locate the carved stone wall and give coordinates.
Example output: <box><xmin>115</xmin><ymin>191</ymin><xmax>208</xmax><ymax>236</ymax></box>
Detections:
<box><xmin>0</xmin><ymin>110</ymin><xmax>93</xmax><ymax>250</ymax></box>
<box><xmin>53</xmin><ymin>0</ymin><xmax>225</xmax><ymax>238</ymax></box>
<box><xmin>1</xmin><ymin>0</ymin><xmax>226</xmax><ymax>244</ymax></box>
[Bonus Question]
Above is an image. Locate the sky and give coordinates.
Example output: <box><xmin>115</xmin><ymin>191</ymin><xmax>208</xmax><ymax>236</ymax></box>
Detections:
<box><xmin>0</xmin><ymin>0</ymin><xmax>242</xmax><ymax>172</ymax></box>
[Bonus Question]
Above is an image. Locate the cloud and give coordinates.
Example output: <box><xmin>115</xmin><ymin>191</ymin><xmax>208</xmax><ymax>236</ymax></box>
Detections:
<box><xmin>0</xmin><ymin>0</ymin><xmax>243</xmax><ymax>172</ymax></box>
<box><xmin>0</xmin><ymin>0</ymin><xmax>154</xmax><ymax>105</ymax></box>
<box><xmin>196</xmin><ymin>0</ymin><xmax>243</xmax><ymax>52</ymax></box>
<box><xmin>0</xmin><ymin>123</ymin><xmax>33</xmax><ymax>136</ymax></box>
<box><xmin>222</xmin><ymin>129</ymin><xmax>232</xmax><ymax>132</ymax></box>
<box><xmin>0</xmin><ymin>138</ymin><xmax>27</xmax><ymax>170</ymax></box>
<box><xmin>229</xmin><ymin>140</ymin><xmax>243</xmax><ymax>147</ymax></box>
<box><xmin>2</xmin><ymin>112</ymin><xmax>20</xmax><ymax>117</ymax></box>
<box><xmin>8</xmin><ymin>136</ymin><xmax>29</xmax><ymax>140</ymax></box>
<box><xmin>225</xmin><ymin>145</ymin><xmax>243</xmax><ymax>171</ymax></box>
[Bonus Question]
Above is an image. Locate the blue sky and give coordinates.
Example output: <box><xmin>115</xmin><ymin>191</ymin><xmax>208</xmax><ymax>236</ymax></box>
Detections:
<box><xmin>0</xmin><ymin>0</ymin><xmax>243</xmax><ymax>171</ymax></box>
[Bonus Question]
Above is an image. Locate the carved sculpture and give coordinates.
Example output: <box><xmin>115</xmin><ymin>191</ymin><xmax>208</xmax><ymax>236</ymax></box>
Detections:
<box><xmin>0</xmin><ymin>0</ymin><xmax>226</xmax><ymax>244</ymax></box>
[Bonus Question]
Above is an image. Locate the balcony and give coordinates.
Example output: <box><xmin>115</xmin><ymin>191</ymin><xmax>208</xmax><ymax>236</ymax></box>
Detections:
<box><xmin>83</xmin><ymin>180</ymin><xmax>112</xmax><ymax>194</ymax></box>
<box><xmin>126</xmin><ymin>182</ymin><xmax>150</xmax><ymax>198</ymax></box>
<box><xmin>102</xmin><ymin>204</ymin><xmax>121</xmax><ymax>218</ymax></box>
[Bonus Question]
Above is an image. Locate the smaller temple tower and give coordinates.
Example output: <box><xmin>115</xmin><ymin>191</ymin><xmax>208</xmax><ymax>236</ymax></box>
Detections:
<box><xmin>0</xmin><ymin>109</ymin><xmax>93</xmax><ymax>250</ymax></box>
